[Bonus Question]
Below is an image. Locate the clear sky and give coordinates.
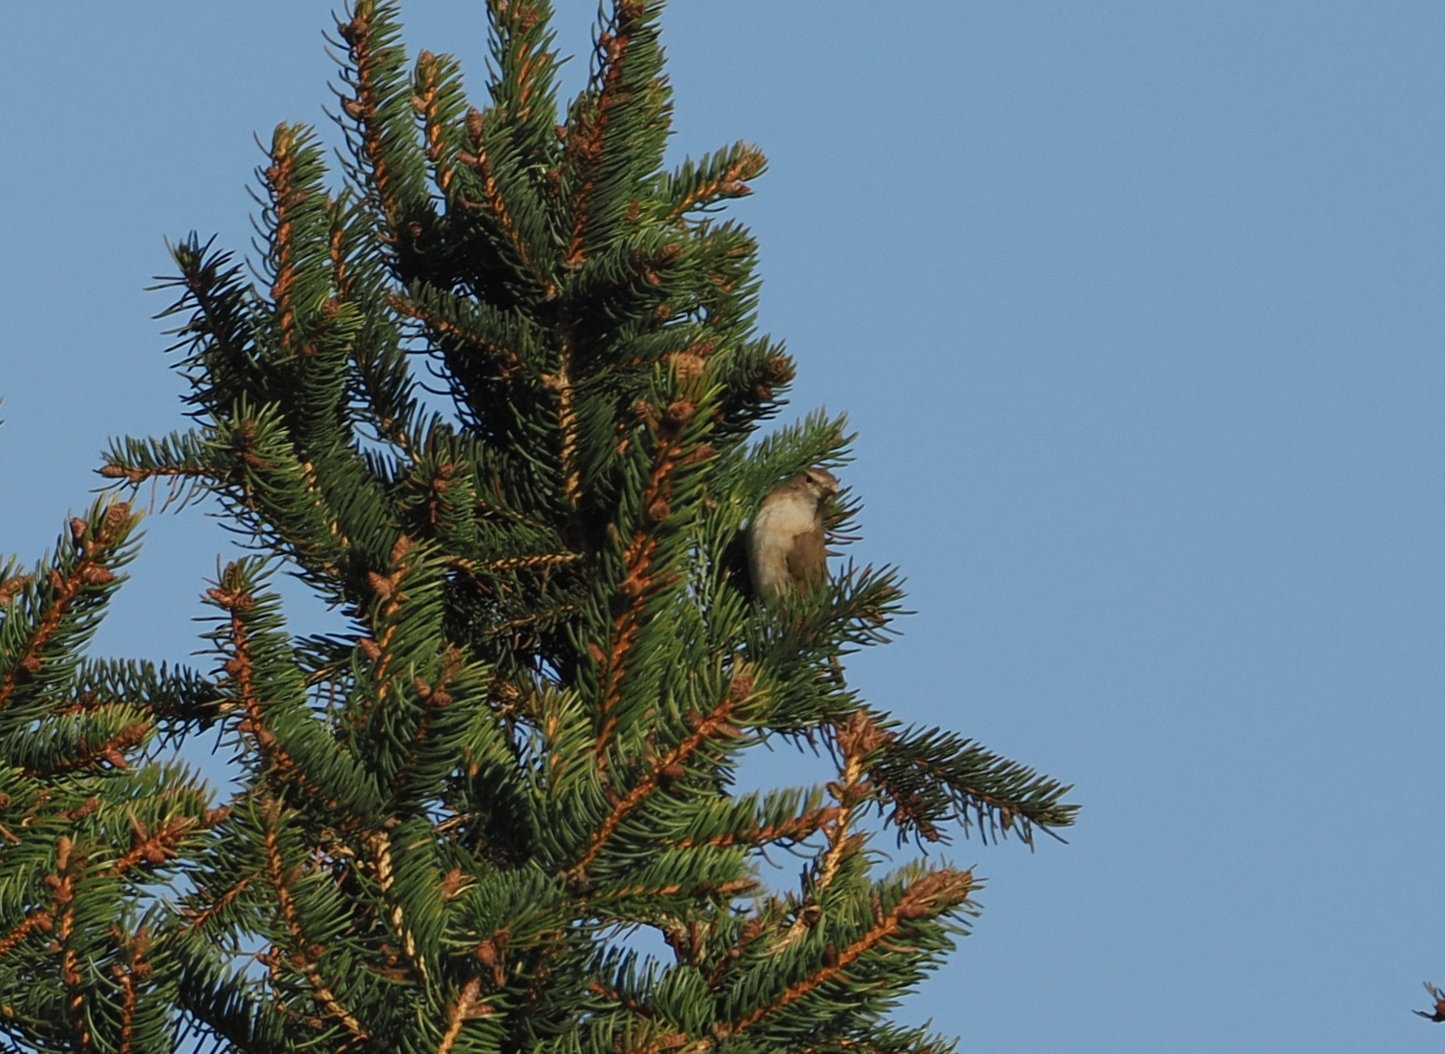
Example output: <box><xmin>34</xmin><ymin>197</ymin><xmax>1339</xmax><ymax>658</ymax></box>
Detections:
<box><xmin>3</xmin><ymin>3</ymin><xmax>1443</xmax><ymax>1050</ymax></box>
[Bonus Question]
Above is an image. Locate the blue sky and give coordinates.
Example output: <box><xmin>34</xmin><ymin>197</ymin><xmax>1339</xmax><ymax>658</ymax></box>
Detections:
<box><xmin>3</xmin><ymin>3</ymin><xmax>1443</xmax><ymax>1050</ymax></box>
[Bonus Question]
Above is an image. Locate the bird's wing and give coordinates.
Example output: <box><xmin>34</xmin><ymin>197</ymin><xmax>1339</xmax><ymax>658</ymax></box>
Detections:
<box><xmin>785</xmin><ymin>525</ymin><xmax>828</xmax><ymax>585</ymax></box>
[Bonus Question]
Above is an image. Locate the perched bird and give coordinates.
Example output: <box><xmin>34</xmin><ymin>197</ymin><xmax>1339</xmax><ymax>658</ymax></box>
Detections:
<box><xmin>747</xmin><ymin>467</ymin><xmax>839</xmax><ymax>606</ymax></box>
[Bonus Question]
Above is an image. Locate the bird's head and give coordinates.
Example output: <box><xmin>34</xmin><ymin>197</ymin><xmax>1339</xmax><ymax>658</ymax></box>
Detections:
<box><xmin>796</xmin><ymin>466</ymin><xmax>839</xmax><ymax>505</ymax></box>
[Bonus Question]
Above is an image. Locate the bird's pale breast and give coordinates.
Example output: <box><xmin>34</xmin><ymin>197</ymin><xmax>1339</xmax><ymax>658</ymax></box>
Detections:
<box><xmin>748</xmin><ymin>492</ymin><xmax>821</xmax><ymax>603</ymax></box>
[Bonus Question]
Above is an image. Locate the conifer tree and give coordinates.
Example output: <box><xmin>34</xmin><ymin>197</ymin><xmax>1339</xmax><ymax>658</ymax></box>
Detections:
<box><xmin>1</xmin><ymin>3</ymin><xmax>1076</xmax><ymax>1051</ymax></box>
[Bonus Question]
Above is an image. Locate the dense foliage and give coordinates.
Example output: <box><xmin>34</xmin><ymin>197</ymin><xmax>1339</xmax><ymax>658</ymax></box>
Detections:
<box><xmin>0</xmin><ymin>3</ymin><xmax>1075</xmax><ymax>1050</ymax></box>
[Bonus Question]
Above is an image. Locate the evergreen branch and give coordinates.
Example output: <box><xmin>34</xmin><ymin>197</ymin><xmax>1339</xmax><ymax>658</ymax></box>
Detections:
<box><xmin>589</xmin><ymin>873</ymin><xmax>757</xmax><ymax>913</ymax></box>
<box><xmin>21</xmin><ymin>709</ymin><xmax>150</xmax><ymax>777</ymax></box>
<box><xmin>178</xmin><ymin>873</ymin><xmax>256</xmax><ymax>934</ymax></box>
<box><xmin>458</xmin><ymin>105</ymin><xmax>546</xmax><ymax>282</ymax></box>
<box><xmin>662</xmin><ymin>142</ymin><xmax>767</xmax><ymax>221</ymax></box>
<box><xmin>170</xmin><ymin>928</ymin><xmax>292</xmax><ymax>1050</ymax></box>
<box><xmin>252</xmin><ymin>125</ymin><xmax>366</xmax><ymax>412</ymax></box>
<box><xmin>815</xmin><ymin>713</ymin><xmax>879</xmax><ymax>895</ymax></box>
<box><xmin>72</xmin><ymin>657</ymin><xmax>224</xmax><ymax>736</ymax></box>
<box><xmin>51</xmin><ymin>837</ymin><xmax>87</xmax><ymax>1044</ymax></box>
<box><xmin>561</xmin><ymin>0</ymin><xmax>655</xmax><ymax>270</ymax></box>
<box><xmin>96</xmin><ymin>460</ymin><xmax>216</xmax><ymax>486</ymax></box>
<box><xmin>559</xmin><ymin>233</ymin><xmax>690</xmax><ymax>362</ymax></box>
<box><xmin>363</xmin><ymin>828</ymin><xmax>432</xmax><ymax>989</ymax></box>
<box><xmin>456</xmin><ymin>550</ymin><xmax>582</xmax><ymax>575</ymax></box>
<box><xmin>0</xmin><ymin>570</ymin><xmax>27</xmax><ymax>609</ymax></box>
<box><xmin>209</xmin><ymin>404</ymin><xmax>353</xmax><ymax>583</ymax></box>
<box><xmin>670</xmin><ymin>800</ymin><xmax>841</xmax><ymax>852</ymax></box>
<box><xmin>109</xmin><ymin>929</ymin><xmax>150</xmax><ymax>1054</ymax></box>
<box><xmin>437</xmin><ymin>976</ymin><xmax>487</xmax><ymax>1053</ymax></box>
<box><xmin>106</xmin><ymin>812</ymin><xmax>211</xmax><ymax>878</ymax></box>
<box><xmin>0</xmin><ymin>912</ymin><xmax>52</xmax><ymax>961</ymax></box>
<box><xmin>353</xmin><ymin>535</ymin><xmax>484</xmax><ymax>807</ymax></box>
<box><xmin>413</xmin><ymin>50</ymin><xmax>463</xmax><ymax>200</ymax></box>
<box><xmin>3</xmin><ymin>835</ymin><xmax>168</xmax><ymax>1050</ymax></box>
<box><xmin>591</xmin><ymin>400</ymin><xmax>702</xmax><ymax>765</ymax></box>
<box><xmin>0</xmin><ymin>502</ymin><xmax>137</xmax><ymax>718</ymax></box>
<box><xmin>327</xmin><ymin>193</ymin><xmax>355</xmax><ymax>299</ymax></box>
<box><xmin>866</xmin><ymin>723</ymin><xmax>1078</xmax><ymax>846</ymax></box>
<box><xmin>726</xmin><ymin>867</ymin><xmax>974</xmax><ymax>1037</ymax></box>
<box><xmin>256</xmin><ymin>796</ymin><xmax>372</xmax><ymax>1043</ymax></box>
<box><xmin>714</xmin><ymin>338</ymin><xmax>794</xmax><ymax>434</ymax></box>
<box><xmin>805</xmin><ymin>1025</ymin><xmax>959</xmax><ymax>1054</ymax></box>
<box><xmin>745</xmin><ymin>410</ymin><xmax>853</xmax><ymax>489</ymax></box>
<box><xmin>100</xmin><ymin>429</ymin><xmax>221</xmax><ymax>511</ymax></box>
<box><xmin>391</xmin><ymin>290</ymin><xmax>526</xmax><ymax>377</ymax></box>
<box><xmin>484</xmin><ymin>0</ymin><xmax>566</xmax><ymax>169</ymax></box>
<box><xmin>206</xmin><ymin>569</ymin><xmax>309</xmax><ymax>795</ymax></box>
<box><xmin>330</xmin><ymin>197</ymin><xmax>421</xmax><ymax>451</ymax></box>
<box><xmin>154</xmin><ymin>234</ymin><xmax>259</xmax><ymax>417</ymax></box>
<box><xmin>545</xmin><ymin>334</ymin><xmax>583</xmax><ymax>513</ymax></box>
<box><xmin>475</xmin><ymin>601</ymin><xmax>581</xmax><ymax>640</ymax></box>
<box><xmin>264</xmin><ymin>125</ymin><xmax>308</xmax><ymax>357</ymax></box>
<box><xmin>203</xmin><ymin>560</ymin><xmax>379</xmax><ymax>817</ymax></box>
<box><xmin>585</xmin><ymin>978</ymin><xmax>649</xmax><ymax>1017</ymax></box>
<box><xmin>336</xmin><ymin>0</ymin><xmax>421</xmax><ymax>237</ymax></box>
<box><xmin>569</xmin><ymin>678</ymin><xmax>743</xmax><ymax>880</ymax></box>
<box><xmin>357</xmin><ymin>537</ymin><xmax>421</xmax><ymax>712</ymax></box>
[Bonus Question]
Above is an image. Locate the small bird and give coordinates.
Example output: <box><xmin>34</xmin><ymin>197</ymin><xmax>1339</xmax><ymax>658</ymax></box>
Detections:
<box><xmin>747</xmin><ymin>467</ymin><xmax>839</xmax><ymax>606</ymax></box>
